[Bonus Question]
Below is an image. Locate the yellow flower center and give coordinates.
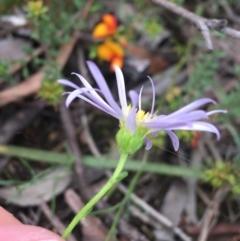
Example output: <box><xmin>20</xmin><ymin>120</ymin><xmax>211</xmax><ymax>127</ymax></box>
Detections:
<box><xmin>136</xmin><ymin>110</ymin><xmax>151</xmax><ymax>122</ymax></box>
<box><xmin>28</xmin><ymin>1</ymin><xmax>42</xmax><ymax>12</ymax></box>
<box><xmin>122</xmin><ymin>105</ymin><xmax>131</xmax><ymax>117</ymax></box>
<box><xmin>123</xmin><ymin>105</ymin><xmax>152</xmax><ymax>123</ymax></box>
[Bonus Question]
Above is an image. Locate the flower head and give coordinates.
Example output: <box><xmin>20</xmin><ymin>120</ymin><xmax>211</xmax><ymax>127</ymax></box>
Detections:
<box><xmin>92</xmin><ymin>13</ymin><xmax>118</xmax><ymax>39</ymax></box>
<box><xmin>58</xmin><ymin>61</ymin><xmax>227</xmax><ymax>154</ymax></box>
<box><xmin>27</xmin><ymin>0</ymin><xmax>48</xmax><ymax>17</ymax></box>
<box><xmin>97</xmin><ymin>41</ymin><xmax>124</xmax><ymax>70</ymax></box>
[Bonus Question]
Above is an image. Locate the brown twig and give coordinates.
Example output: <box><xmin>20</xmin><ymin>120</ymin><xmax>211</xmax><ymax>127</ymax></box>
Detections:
<box><xmin>152</xmin><ymin>0</ymin><xmax>240</xmax><ymax>51</ymax></box>
<box><xmin>220</xmin><ymin>0</ymin><xmax>240</xmax><ymax>24</ymax></box>
<box><xmin>183</xmin><ymin>147</ymin><xmax>203</xmax><ymax>224</ymax></box>
<box><xmin>118</xmin><ymin>183</ymin><xmax>192</xmax><ymax>241</ymax></box>
<box><xmin>9</xmin><ymin>47</ymin><xmax>46</xmax><ymax>74</ymax></box>
<box><xmin>41</xmin><ymin>202</ymin><xmax>77</xmax><ymax>241</ymax></box>
<box><xmin>203</xmin><ymin>134</ymin><xmax>223</xmax><ymax>162</ymax></box>
<box><xmin>65</xmin><ymin>189</ymin><xmax>112</xmax><ymax>241</ymax></box>
<box><xmin>198</xmin><ymin>186</ymin><xmax>231</xmax><ymax>241</ymax></box>
<box><xmin>59</xmin><ymin>104</ymin><xmax>92</xmax><ymax>202</ymax></box>
<box><xmin>186</xmin><ymin>223</ymin><xmax>240</xmax><ymax>236</ymax></box>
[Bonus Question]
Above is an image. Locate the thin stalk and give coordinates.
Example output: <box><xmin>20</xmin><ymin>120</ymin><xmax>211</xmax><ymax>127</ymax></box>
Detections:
<box><xmin>62</xmin><ymin>153</ymin><xmax>128</xmax><ymax>239</ymax></box>
<box><xmin>105</xmin><ymin>152</ymin><xmax>148</xmax><ymax>241</ymax></box>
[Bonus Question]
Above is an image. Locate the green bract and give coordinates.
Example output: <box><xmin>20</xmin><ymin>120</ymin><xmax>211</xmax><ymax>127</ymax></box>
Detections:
<box><xmin>116</xmin><ymin>126</ymin><xmax>147</xmax><ymax>154</ymax></box>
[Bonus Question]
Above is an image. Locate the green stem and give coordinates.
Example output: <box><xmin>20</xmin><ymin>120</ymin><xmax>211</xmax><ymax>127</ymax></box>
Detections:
<box><xmin>62</xmin><ymin>153</ymin><xmax>129</xmax><ymax>239</ymax></box>
<box><xmin>105</xmin><ymin>152</ymin><xmax>148</xmax><ymax>241</ymax></box>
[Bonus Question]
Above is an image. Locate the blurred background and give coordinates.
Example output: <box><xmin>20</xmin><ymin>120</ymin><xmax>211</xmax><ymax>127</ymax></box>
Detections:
<box><xmin>0</xmin><ymin>0</ymin><xmax>240</xmax><ymax>241</ymax></box>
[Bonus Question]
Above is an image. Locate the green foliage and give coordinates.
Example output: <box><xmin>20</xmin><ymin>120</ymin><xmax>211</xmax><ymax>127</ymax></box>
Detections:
<box><xmin>26</xmin><ymin>0</ymin><xmax>86</xmax><ymax>58</ymax></box>
<box><xmin>73</xmin><ymin>0</ymin><xmax>85</xmax><ymax>9</ymax></box>
<box><xmin>149</xmin><ymin>130</ymin><xmax>166</xmax><ymax>148</ymax></box>
<box><xmin>175</xmin><ymin>130</ymin><xmax>200</xmax><ymax>147</ymax></box>
<box><xmin>88</xmin><ymin>45</ymin><xmax>98</xmax><ymax>59</ymax></box>
<box><xmin>0</xmin><ymin>59</ymin><xmax>10</xmax><ymax>79</ymax></box>
<box><xmin>216</xmin><ymin>84</ymin><xmax>240</xmax><ymax>123</ymax></box>
<box><xmin>165</xmin><ymin>86</ymin><xmax>182</xmax><ymax>111</ymax></box>
<box><xmin>128</xmin><ymin>1</ymin><xmax>164</xmax><ymax>40</ymax></box>
<box><xmin>0</xmin><ymin>0</ymin><xmax>24</xmax><ymax>14</ymax></box>
<box><xmin>0</xmin><ymin>59</ymin><xmax>15</xmax><ymax>85</ymax></box>
<box><xmin>173</xmin><ymin>40</ymin><xmax>188</xmax><ymax>57</ymax></box>
<box><xmin>133</xmin><ymin>0</ymin><xmax>150</xmax><ymax>11</ymax></box>
<box><xmin>115</xmin><ymin>171</ymin><xmax>128</xmax><ymax>182</ymax></box>
<box><xmin>38</xmin><ymin>61</ymin><xmax>63</xmax><ymax>106</ymax></box>
<box><xmin>89</xmin><ymin>1</ymin><xmax>103</xmax><ymax>13</ymax></box>
<box><xmin>186</xmin><ymin>51</ymin><xmax>225</xmax><ymax>101</ymax></box>
<box><xmin>169</xmin><ymin>0</ymin><xmax>186</xmax><ymax>6</ymax></box>
<box><xmin>204</xmin><ymin>161</ymin><xmax>240</xmax><ymax>194</ymax></box>
<box><xmin>27</xmin><ymin>1</ymin><xmax>48</xmax><ymax>18</ymax></box>
<box><xmin>176</xmin><ymin>130</ymin><xmax>193</xmax><ymax>143</ymax></box>
<box><xmin>0</xmin><ymin>144</ymin><xmax>202</xmax><ymax>179</ymax></box>
<box><xmin>143</xmin><ymin>16</ymin><xmax>163</xmax><ymax>40</ymax></box>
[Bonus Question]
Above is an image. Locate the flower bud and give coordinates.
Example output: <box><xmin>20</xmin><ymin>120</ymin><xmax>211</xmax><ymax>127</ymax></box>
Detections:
<box><xmin>116</xmin><ymin>127</ymin><xmax>145</xmax><ymax>154</ymax></box>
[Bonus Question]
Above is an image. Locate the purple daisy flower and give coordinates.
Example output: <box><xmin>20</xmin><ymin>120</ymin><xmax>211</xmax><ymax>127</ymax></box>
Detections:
<box><xmin>58</xmin><ymin>61</ymin><xmax>226</xmax><ymax>151</ymax></box>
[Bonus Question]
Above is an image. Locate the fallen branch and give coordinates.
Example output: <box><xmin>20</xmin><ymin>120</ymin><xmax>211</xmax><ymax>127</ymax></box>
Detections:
<box><xmin>152</xmin><ymin>0</ymin><xmax>240</xmax><ymax>51</ymax></box>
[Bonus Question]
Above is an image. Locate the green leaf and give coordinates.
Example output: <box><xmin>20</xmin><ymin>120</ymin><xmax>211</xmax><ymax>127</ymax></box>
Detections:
<box><xmin>115</xmin><ymin>171</ymin><xmax>128</xmax><ymax>182</ymax></box>
<box><xmin>0</xmin><ymin>145</ymin><xmax>202</xmax><ymax>179</ymax></box>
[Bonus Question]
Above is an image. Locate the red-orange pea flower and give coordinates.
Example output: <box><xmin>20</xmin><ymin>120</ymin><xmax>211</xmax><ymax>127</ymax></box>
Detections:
<box><xmin>97</xmin><ymin>41</ymin><xmax>124</xmax><ymax>70</ymax></box>
<box><xmin>92</xmin><ymin>13</ymin><xmax>118</xmax><ymax>39</ymax></box>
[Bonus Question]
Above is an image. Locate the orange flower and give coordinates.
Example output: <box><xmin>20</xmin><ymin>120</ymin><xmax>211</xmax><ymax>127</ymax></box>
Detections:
<box><xmin>110</xmin><ymin>56</ymin><xmax>123</xmax><ymax>70</ymax></box>
<box><xmin>97</xmin><ymin>41</ymin><xmax>124</xmax><ymax>61</ymax></box>
<box><xmin>97</xmin><ymin>41</ymin><xmax>124</xmax><ymax>70</ymax></box>
<box><xmin>102</xmin><ymin>13</ymin><xmax>117</xmax><ymax>30</ymax></box>
<box><xmin>92</xmin><ymin>13</ymin><xmax>118</xmax><ymax>39</ymax></box>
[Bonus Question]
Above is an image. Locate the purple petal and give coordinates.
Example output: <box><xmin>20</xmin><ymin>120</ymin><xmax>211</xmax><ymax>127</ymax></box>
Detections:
<box><xmin>65</xmin><ymin>89</ymin><xmax>82</xmax><ymax>107</ymax></box>
<box><xmin>166</xmin><ymin>130</ymin><xmax>179</xmax><ymax>151</ymax></box>
<box><xmin>147</xmin><ymin>76</ymin><xmax>155</xmax><ymax>116</ymax></box>
<box><xmin>126</xmin><ymin>90</ymin><xmax>138</xmax><ymax>133</ymax></box>
<box><xmin>138</xmin><ymin>86</ymin><xmax>144</xmax><ymax>110</ymax></box>
<box><xmin>72</xmin><ymin>73</ymin><xmax>110</xmax><ymax>109</ymax></box>
<box><xmin>64</xmin><ymin>87</ymin><xmax>111</xmax><ymax>112</ymax></box>
<box><xmin>72</xmin><ymin>73</ymin><xmax>122</xmax><ymax>118</ymax></box>
<box><xmin>207</xmin><ymin>110</ymin><xmax>227</xmax><ymax>116</ymax></box>
<box><xmin>144</xmin><ymin>137</ymin><xmax>152</xmax><ymax>150</ymax></box>
<box><xmin>152</xmin><ymin>132</ymin><xmax>158</xmax><ymax>137</ymax></box>
<box><xmin>156</xmin><ymin>115</ymin><xmax>167</xmax><ymax>119</ymax></box>
<box><xmin>66</xmin><ymin>90</ymin><xmax>119</xmax><ymax>118</ymax></box>
<box><xmin>177</xmin><ymin>110</ymin><xmax>208</xmax><ymax>122</ymax></box>
<box><xmin>170</xmin><ymin>122</ymin><xmax>220</xmax><ymax>140</ymax></box>
<box><xmin>57</xmin><ymin>79</ymin><xmax>80</xmax><ymax>89</ymax></box>
<box><xmin>161</xmin><ymin>110</ymin><xmax>208</xmax><ymax>123</ymax></box>
<box><xmin>83</xmin><ymin>92</ymin><xmax>120</xmax><ymax>118</ymax></box>
<box><xmin>168</xmin><ymin>98</ymin><xmax>216</xmax><ymax>118</ymax></box>
<box><xmin>114</xmin><ymin>65</ymin><xmax>127</xmax><ymax>109</ymax></box>
<box><xmin>143</xmin><ymin>120</ymin><xmax>188</xmax><ymax>130</ymax></box>
<box><xmin>86</xmin><ymin>61</ymin><xmax>123</xmax><ymax>117</ymax></box>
